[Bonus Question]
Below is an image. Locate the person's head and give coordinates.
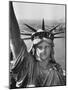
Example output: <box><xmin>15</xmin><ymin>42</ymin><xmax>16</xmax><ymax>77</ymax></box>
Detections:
<box><xmin>32</xmin><ymin>38</ymin><xmax>54</xmax><ymax>62</ymax></box>
<box><xmin>23</xmin><ymin>19</ymin><xmax>64</xmax><ymax>62</ymax></box>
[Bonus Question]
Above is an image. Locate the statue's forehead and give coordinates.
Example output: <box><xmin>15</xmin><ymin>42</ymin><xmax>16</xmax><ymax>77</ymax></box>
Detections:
<box><xmin>37</xmin><ymin>40</ymin><xmax>51</xmax><ymax>47</ymax></box>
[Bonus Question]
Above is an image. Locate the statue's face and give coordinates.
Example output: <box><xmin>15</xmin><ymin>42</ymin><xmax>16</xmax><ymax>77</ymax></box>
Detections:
<box><xmin>36</xmin><ymin>41</ymin><xmax>51</xmax><ymax>61</ymax></box>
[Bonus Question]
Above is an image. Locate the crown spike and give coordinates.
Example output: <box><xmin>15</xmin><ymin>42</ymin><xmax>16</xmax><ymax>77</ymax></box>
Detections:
<box><xmin>21</xmin><ymin>29</ymin><xmax>34</xmax><ymax>33</ymax></box>
<box><xmin>42</xmin><ymin>18</ymin><xmax>45</xmax><ymax>31</ymax></box>
<box><xmin>24</xmin><ymin>23</ymin><xmax>37</xmax><ymax>32</ymax></box>
<box><xmin>50</xmin><ymin>24</ymin><xmax>61</xmax><ymax>32</ymax></box>
<box><xmin>22</xmin><ymin>37</ymin><xmax>31</xmax><ymax>40</ymax></box>
<box><xmin>53</xmin><ymin>32</ymin><xmax>64</xmax><ymax>35</ymax></box>
<box><xmin>21</xmin><ymin>33</ymin><xmax>32</xmax><ymax>36</ymax></box>
<box><xmin>54</xmin><ymin>36</ymin><xmax>64</xmax><ymax>38</ymax></box>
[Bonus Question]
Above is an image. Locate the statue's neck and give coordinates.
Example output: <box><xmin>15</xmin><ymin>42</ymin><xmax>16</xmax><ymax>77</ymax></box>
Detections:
<box><xmin>36</xmin><ymin>57</ymin><xmax>51</xmax><ymax>68</ymax></box>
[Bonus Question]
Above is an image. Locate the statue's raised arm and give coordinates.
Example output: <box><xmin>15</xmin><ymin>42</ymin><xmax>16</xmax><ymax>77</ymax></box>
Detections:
<box><xmin>9</xmin><ymin>1</ymin><xmax>28</xmax><ymax>69</ymax></box>
<box><xmin>9</xmin><ymin>2</ymin><xmax>34</xmax><ymax>88</ymax></box>
<box><xmin>9</xmin><ymin>1</ymin><xmax>27</xmax><ymax>59</ymax></box>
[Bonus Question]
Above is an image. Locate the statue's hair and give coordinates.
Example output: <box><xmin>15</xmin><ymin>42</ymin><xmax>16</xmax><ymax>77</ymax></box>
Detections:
<box><xmin>50</xmin><ymin>46</ymin><xmax>56</xmax><ymax>63</ymax></box>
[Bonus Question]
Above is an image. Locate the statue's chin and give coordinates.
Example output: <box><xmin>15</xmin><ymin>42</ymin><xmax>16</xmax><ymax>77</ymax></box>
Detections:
<box><xmin>40</xmin><ymin>55</ymin><xmax>48</xmax><ymax>61</ymax></box>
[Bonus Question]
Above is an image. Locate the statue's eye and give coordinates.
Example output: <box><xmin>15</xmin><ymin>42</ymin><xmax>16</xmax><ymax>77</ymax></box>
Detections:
<box><xmin>45</xmin><ymin>46</ymin><xmax>50</xmax><ymax>49</ymax></box>
<box><xmin>37</xmin><ymin>46</ymin><xmax>43</xmax><ymax>50</ymax></box>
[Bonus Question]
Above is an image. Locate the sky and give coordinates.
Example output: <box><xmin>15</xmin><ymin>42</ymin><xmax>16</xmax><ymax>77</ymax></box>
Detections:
<box><xmin>13</xmin><ymin>2</ymin><xmax>65</xmax><ymax>21</ymax></box>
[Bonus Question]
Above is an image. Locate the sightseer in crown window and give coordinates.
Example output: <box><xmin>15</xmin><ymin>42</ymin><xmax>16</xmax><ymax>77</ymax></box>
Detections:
<box><xmin>9</xmin><ymin>1</ymin><xmax>66</xmax><ymax>89</ymax></box>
